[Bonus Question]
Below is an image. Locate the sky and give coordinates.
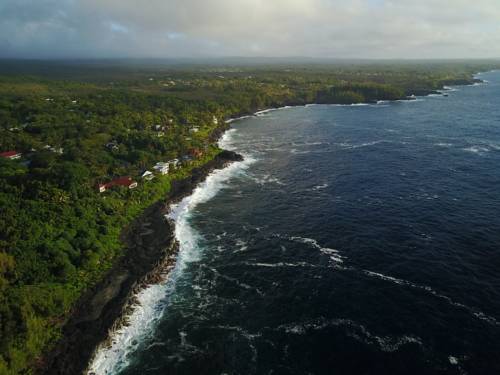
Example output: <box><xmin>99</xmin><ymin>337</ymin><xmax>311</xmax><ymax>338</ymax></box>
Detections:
<box><xmin>1</xmin><ymin>0</ymin><xmax>500</xmax><ymax>59</ymax></box>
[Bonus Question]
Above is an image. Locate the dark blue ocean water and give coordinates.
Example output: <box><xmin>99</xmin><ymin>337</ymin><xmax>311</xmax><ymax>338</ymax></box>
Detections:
<box><xmin>93</xmin><ymin>72</ymin><xmax>500</xmax><ymax>375</ymax></box>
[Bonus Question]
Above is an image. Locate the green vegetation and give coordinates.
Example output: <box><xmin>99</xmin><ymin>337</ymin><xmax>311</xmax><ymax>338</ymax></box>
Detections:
<box><xmin>0</xmin><ymin>59</ymin><xmax>498</xmax><ymax>374</ymax></box>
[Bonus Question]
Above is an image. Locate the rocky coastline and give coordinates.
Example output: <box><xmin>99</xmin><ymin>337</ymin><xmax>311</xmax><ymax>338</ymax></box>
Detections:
<box><xmin>39</xmin><ymin>149</ymin><xmax>243</xmax><ymax>375</ymax></box>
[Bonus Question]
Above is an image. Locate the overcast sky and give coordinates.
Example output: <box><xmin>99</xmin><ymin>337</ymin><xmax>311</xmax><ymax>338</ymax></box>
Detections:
<box><xmin>1</xmin><ymin>0</ymin><xmax>500</xmax><ymax>59</ymax></box>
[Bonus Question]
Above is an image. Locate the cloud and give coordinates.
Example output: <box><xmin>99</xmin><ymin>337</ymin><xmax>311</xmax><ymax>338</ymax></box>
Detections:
<box><xmin>1</xmin><ymin>0</ymin><xmax>499</xmax><ymax>58</ymax></box>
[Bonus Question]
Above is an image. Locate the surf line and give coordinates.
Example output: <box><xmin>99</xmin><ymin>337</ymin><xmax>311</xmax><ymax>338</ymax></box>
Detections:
<box><xmin>87</xmin><ymin>130</ymin><xmax>255</xmax><ymax>375</ymax></box>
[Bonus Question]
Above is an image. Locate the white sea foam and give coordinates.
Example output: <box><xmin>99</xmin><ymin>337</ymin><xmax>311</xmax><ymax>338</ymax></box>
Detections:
<box><xmin>339</xmin><ymin>140</ymin><xmax>385</xmax><ymax>149</ymax></box>
<box><xmin>435</xmin><ymin>142</ymin><xmax>453</xmax><ymax>147</ymax></box>
<box><xmin>218</xmin><ymin>128</ymin><xmax>238</xmax><ymax>150</ymax></box>
<box><xmin>277</xmin><ymin>317</ymin><xmax>423</xmax><ymax>353</ymax></box>
<box><xmin>87</xmin><ymin>131</ymin><xmax>255</xmax><ymax>374</ymax></box>
<box><xmin>206</xmin><ymin>266</ymin><xmax>264</xmax><ymax>296</ymax></box>
<box><xmin>311</xmin><ymin>183</ymin><xmax>329</xmax><ymax>191</ymax></box>
<box><xmin>234</xmin><ymin>238</ymin><xmax>249</xmax><ymax>253</ymax></box>
<box><xmin>362</xmin><ymin>270</ymin><xmax>500</xmax><ymax>326</ymax></box>
<box><xmin>289</xmin><ymin>236</ymin><xmax>344</xmax><ymax>264</ymax></box>
<box><xmin>215</xmin><ymin>325</ymin><xmax>261</xmax><ymax>363</ymax></box>
<box><xmin>254</xmin><ymin>109</ymin><xmax>272</xmax><ymax>116</ymax></box>
<box><xmin>244</xmin><ymin>261</ymin><xmax>319</xmax><ymax>268</ymax></box>
<box><xmin>292</xmin><ymin>141</ymin><xmax>328</xmax><ymax>147</ymax></box>
<box><xmin>487</xmin><ymin>142</ymin><xmax>500</xmax><ymax>151</ymax></box>
<box><xmin>397</xmin><ymin>98</ymin><xmax>424</xmax><ymax>103</ymax></box>
<box><xmin>329</xmin><ymin>103</ymin><xmax>371</xmax><ymax>107</ymax></box>
<box><xmin>255</xmin><ymin>106</ymin><xmax>293</xmax><ymax>116</ymax></box>
<box><xmin>463</xmin><ymin>145</ymin><xmax>489</xmax><ymax>154</ymax></box>
<box><xmin>248</xmin><ymin>173</ymin><xmax>285</xmax><ymax>186</ymax></box>
<box><xmin>87</xmin><ymin>278</ymin><xmax>173</xmax><ymax>374</ymax></box>
<box><xmin>225</xmin><ymin>115</ymin><xmax>254</xmax><ymax>124</ymax></box>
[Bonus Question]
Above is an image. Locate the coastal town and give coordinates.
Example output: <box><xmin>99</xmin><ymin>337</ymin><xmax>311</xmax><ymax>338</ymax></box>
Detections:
<box><xmin>0</xmin><ymin>143</ymin><xmax>207</xmax><ymax>194</ymax></box>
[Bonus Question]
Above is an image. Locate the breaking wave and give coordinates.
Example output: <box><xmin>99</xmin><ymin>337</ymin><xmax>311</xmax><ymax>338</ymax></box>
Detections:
<box><xmin>87</xmin><ymin>130</ymin><xmax>255</xmax><ymax>374</ymax></box>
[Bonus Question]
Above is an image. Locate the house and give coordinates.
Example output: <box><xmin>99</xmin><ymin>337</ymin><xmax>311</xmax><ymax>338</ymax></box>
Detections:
<box><xmin>50</xmin><ymin>147</ymin><xmax>64</xmax><ymax>154</ymax></box>
<box><xmin>0</xmin><ymin>151</ymin><xmax>22</xmax><ymax>160</ymax></box>
<box><xmin>98</xmin><ymin>176</ymin><xmax>138</xmax><ymax>193</ymax></box>
<box><xmin>169</xmin><ymin>159</ymin><xmax>180</xmax><ymax>169</ymax></box>
<box><xmin>153</xmin><ymin>162</ymin><xmax>169</xmax><ymax>175</ymax></box>
<box><xmin>43</xmin><ymin>145</ymin><xmax>63</xmax><ymax>154</ymax></box>
<box><xmin>190</xmin><ymin>127</ymin><xmax>199</xmax><ymax>133</ymax></box>
<box><xmin>213</xmin><ymin>116</ymin><xmax>219</xmax><ymax>125</ymax></box>
<box><xmin>141</xmin><ymin>171</ymin><xmax>155</xmax><ymax>181</ymax></box>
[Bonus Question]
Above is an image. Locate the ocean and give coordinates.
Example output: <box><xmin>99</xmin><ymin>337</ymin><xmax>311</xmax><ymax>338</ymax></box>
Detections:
<box><xmin>89</xmin><ymin>71</ymin><xmax>500</xmax><ymax>375</ymax></box>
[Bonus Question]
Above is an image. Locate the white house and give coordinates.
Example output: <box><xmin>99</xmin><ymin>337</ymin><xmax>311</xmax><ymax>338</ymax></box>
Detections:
<box><xmin>141</xmin><ymin>171</ymin><xmax>155</xmax><ymax>181</ymax></box>
<box><xmin>153</xmin><ymin>162</ymin><xmax>169</xmax><ymax>175</ymax></box>
<box><xmin>169</xmin><ymin>159</ymin><xmax>180</xmax><ymax>168</ymax></box>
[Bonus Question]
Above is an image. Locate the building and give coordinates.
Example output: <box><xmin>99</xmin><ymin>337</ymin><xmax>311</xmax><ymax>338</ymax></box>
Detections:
<box><xmin>0</xmin><ymin>151</ymin><xmax>22</xmax><ymax>160</ymax></box>
<box><xmin>141</xmin><ymin>171</ymin><xmax>155</xmax><ymax>181</ymax></box>
<box><xmin>153</xmin><ymin>162</ymin><xmax>170</xmax><ymax>175</ymax></box>
<box><xmin>169</xmin><ymin>159</ymin><xmax>180</xmax><ymax>169</ymax></box>
<box><xmin>98</xmin><ymin>176</ymin><xmax>138</xmax><ymax>193</ymax></box>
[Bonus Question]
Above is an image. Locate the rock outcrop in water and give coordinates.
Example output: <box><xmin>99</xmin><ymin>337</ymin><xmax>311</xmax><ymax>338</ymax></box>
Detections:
<box><xmin>39</xmin><ymin>149</ymin><xmax>243</xmax><ymax>375</ymax></box>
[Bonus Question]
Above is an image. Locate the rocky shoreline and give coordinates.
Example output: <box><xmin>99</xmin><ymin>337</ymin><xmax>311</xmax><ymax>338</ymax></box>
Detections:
<box><xmin>39</xmin><ymin>149</ymin><xmax>243</xmax><ymax>375</ymax></box>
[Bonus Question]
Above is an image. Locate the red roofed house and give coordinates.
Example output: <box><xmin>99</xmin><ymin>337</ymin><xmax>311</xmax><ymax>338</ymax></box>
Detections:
<box><xmin>0</xmin><ymin>151</ymin><xmax>22</xmax><ymax>160</ymax></box>
<box><xmin>98</xmin><ymin>176</ymin><xmax>138</xmax><ymax>193</ymax></box>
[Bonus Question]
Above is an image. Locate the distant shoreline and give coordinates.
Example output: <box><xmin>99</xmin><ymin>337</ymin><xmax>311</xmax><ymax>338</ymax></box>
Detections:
<box><xmin>223</xmin><ymin>73</ymin><xmax>486</xmax><ymax>125</ymax></box>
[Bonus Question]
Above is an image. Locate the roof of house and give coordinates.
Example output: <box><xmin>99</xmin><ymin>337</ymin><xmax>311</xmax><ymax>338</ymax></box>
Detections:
<box><xmin>153</xmin><ymin>163</ymin><xmax>169</xmax><ymax>169</ymax></box>
<box><xmin>0</xmin><ymin>151</ymin><xmax>20</xmax><ymax>158</ymax></box>
<box><xmin>110</xmin><ymin>176</ymin><xmax>134</xmax><ymax>186</ymax></box>
<box><xmin>100</xmin><ymin>176</ymin><xmax>136</xmax><ymax>189</ymax></box>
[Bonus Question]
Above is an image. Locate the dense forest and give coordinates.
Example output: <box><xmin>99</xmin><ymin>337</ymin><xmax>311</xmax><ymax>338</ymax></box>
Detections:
<box><xmin>0</xmin><ymin>60</ymin><xmax>498</xmax><ymax>374</ymax></box>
